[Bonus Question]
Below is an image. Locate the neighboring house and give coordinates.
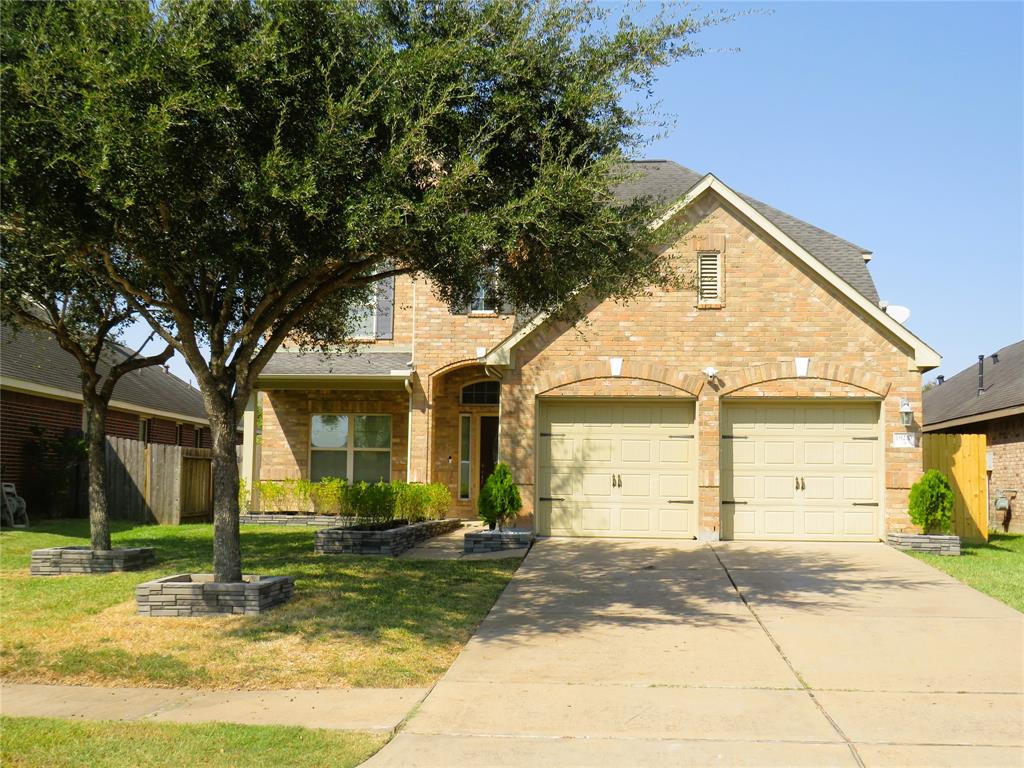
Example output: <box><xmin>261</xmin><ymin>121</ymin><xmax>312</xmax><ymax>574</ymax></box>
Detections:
<box><xmin>923</xmin><ymin>340</ymin><xmax>1024</xmax><ymax>533</ymax></box>
<box><xmin>245</xmin><ymin>160</ymin><xmax>941</xmax><ymax>541</ymax></box>
<box><xmin>0</xmin><ymin>320</ymin><xmax>214</xmax><ymax>513</ymax></box>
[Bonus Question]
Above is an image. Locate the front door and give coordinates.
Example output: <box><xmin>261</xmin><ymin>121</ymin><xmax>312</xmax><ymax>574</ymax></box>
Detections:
<box><xmin>479</xmin><ymin>416</ymin><xmax>500</xmax><ymax>490</ymax></box>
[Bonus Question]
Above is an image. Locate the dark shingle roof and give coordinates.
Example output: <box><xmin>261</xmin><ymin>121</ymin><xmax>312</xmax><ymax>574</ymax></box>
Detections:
<box><xmin>0</xmin><ymin>321</ymin><xmax>208</xmax><ymax>421</ymax></box>
<box><xmin>923</xmin><ymin>339</ymin><xmax>1024</xmax><ymax>426</ymax></box>
<box><xmin>614</xmin><ymin>160</ymin><xmax>880</xmax><ymax>304</ymax></box>
<box><xmin>260</xmin><ymin>349</ymin><xmax>413</xmax><ymax>377</ymax></box>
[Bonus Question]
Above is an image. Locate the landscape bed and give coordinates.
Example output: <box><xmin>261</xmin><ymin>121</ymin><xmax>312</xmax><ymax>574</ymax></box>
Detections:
<box><xmin>30</xmin><ymin>546</ymin><xmax>156</xmax><ymax>576</ymax></box>
<box><xmin>887</xmin><ymin>533</ymin><xmax>960</xmax><ymax>556</ymax></box>
<box><xmin>316</xmin><ymin>518</ymin><xmax>462</xmax><ymax>557</ymax></box>
<box><xmin>464</xmin><ymin>530</ymin><xmax>534</xmax><ymax>554</ymax></box>
<box><xmin>136</xmin><ymin>573</ymin><xmax>294</xmax><ymax>617</ymax></box>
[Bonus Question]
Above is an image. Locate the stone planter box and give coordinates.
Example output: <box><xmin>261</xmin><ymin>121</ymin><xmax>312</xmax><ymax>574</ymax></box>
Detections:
<box><xmin>31</xmin><ymin>546</ymin><xmax>156</xmax><ymax>576</ymax></box>
<box><xmin>316</xmin><ymin>518</ymin><xmax>462</xmax><ymax>557</ymax></box>
<box><xmin>240</xmin><ymin>514</ymin><xmax>354</xmax><ymax>528</ymax></box>
<box><xmin>887</xmin><ymin>533</ymin><xmax>960</xmax><ymax>556</ymax></box>
<box><xmin>464</xmin><ymin>530</ymin><xmax>535</xmax><ymax>554</ymax></box>
<box><xmin>136</xmin><ymin>573</ymin><xmax>294</xmax><ymax>617</ymax></box>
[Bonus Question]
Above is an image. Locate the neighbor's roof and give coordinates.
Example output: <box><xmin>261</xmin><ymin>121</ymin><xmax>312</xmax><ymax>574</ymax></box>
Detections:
<box><xmin>259</xmin><ymin>349</ymin><xmax>413</xmax><ymax>379</ymax></box>
<box><xmin>0</xmin><ymin>320</ymin><xmax>208</xmax><ymax>422</ymax></box>
<box><xmin>923</xmin><ymin>339</ymin><xmax>1024</xmax><ymax>429</ymax></box>
<box><xmin>614</xmin><ymin>161</ymin><xmax>880</xmax><ymax>304</ymax></box>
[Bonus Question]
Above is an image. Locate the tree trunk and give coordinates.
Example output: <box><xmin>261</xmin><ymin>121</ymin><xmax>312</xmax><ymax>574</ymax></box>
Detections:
<box><xmin>83</xmin><ymin>396</ymin><xmax>112</xmax><ymax>551</ymax></box>
<box><xmin>210</xmin><ymin>410</ymin><xmax>243</xmax><ymax>583</ymax></box>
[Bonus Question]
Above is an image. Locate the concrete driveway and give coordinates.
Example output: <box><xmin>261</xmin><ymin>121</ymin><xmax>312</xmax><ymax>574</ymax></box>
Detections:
<box><xmin>367</xmin><ymin>538</ymin><xmax>1024</xmax><ymax>767</ymax></box>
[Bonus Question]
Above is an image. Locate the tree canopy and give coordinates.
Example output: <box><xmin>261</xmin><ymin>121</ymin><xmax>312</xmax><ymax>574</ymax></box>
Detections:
<box><xmin>2</xmin><ymin>0</ymin><xmax>721</xmax><ymax>580</ymax></box>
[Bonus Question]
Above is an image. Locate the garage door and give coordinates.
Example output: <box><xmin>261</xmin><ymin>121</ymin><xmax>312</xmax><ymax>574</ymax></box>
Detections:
<box><xmin>721</xmin><ymin>402</ymin><xmax>881</xmax><ymax>541</ymax></box>
<box><xmin>536</xmin><ymin>400</ymin><xmax>697</xmax><ymax>538</ymax></box>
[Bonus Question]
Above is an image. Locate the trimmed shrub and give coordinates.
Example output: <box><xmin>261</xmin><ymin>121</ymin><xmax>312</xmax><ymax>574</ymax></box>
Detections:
<box><xmin>347</xmin><ymin>481</ymin><xmax>396</xmax><ymax>525</ymax></box>
<box><xmin>311</xmin><ymin>477</ymin><xmax>348</xmax><ymax>516</ymax></box>
<box><xmin>908</xmin><ymin>469</ymin><xmax>954</xmax><ymax>534</ymax></box>
<box><xmin>394</xmin><ymin>482</ymin><xmax>453</xmax><ymax>522</ymax></box>
<box><xmin>478</xmin><ymin>463</ymin><xmax>522</xmax><ymax>530</ymax></box>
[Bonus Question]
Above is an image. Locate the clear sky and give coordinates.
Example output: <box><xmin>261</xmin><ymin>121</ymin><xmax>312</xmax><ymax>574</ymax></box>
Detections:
<box><xmin>126</xmin><ymin>1</ymin><xmax>1022</xmax><ymax>387</ymax></box>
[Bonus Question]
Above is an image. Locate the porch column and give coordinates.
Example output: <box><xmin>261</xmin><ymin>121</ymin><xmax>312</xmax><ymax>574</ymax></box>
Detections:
<box><xmin>240</xmin><ymin>391</ymin><xmax>259</xmax><ymax>510</ymax></box>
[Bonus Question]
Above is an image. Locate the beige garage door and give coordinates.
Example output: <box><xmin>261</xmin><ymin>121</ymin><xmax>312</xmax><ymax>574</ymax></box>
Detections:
<box><xmin>721</xmin><ymin>402</ymin><xmax>882</xmax><ymax>541</ymax></box>
<box><xmin>536</xmin><ymin>400</ymin><xmax>697</xmax><ymax>538</ymax></box>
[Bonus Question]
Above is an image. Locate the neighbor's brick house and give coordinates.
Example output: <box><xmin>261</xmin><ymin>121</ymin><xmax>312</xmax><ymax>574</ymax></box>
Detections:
<box><xmin>1</xmin><ymin>321</ymin><xmax>214</xmax><ymax>515</ymax></box>
<box><xmin>245</xmin><ymin>161</ymin><xmax>941</xmax><ymax>541</ymax></box>
<box><xmin>924</xmin><ymin>340</ymin><xmax>1024</xmax><ymax>533</ymax></box>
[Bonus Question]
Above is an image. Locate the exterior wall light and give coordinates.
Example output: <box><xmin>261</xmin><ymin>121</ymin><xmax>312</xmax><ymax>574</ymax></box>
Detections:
<box><xmin>899</xmin><ymin>398</ymin><xmax>913</xmax><ymax>427</ymax></box>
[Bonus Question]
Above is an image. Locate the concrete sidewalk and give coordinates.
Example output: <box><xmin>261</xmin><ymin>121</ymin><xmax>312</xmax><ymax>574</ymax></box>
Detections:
<box><xmin>0</xmin><ymin>683</ymin><xmax>426</xmax><ymax>733</ymax></box>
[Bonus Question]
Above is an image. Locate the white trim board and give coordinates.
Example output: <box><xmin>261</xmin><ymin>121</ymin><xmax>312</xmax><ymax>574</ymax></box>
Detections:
<box><xmin>485</xmin><ymin>174</ymin><xmax>941</xmax><ymax>372</ymax></box>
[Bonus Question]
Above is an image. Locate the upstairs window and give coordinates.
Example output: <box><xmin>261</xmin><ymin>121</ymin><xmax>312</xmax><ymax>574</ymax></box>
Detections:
<box><xmin>348</xmin><ymin>277</ymin><xmax>395</xmax><ymax>339</ymax></box>
<box><xmin>697</xmin><ymin>251</ymin><xmax>722</xmax><ymax>306</ymax></box>
<box><xmin>461</xmin><ymin>380</ymin><xmax>500</xmax><ymax>405</ymax></box>
<box><xmin>469</xmin><ymin>280</ymin><xmax>498</xmax><ymax>313</ymax></box>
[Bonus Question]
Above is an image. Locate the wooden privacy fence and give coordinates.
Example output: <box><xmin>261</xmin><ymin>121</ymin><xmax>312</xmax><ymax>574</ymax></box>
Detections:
<box><xmin>105</xmin><ymin>436</ymin><xmax>217</xmax><ymax>524</ymax></box>
<box><xmin>922</xmin><ymin>432</ymin><xmax>988</xmax><ymax>543</ymax></box>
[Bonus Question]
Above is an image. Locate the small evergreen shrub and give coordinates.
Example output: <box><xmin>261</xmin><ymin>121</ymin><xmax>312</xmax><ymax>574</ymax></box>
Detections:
<box><xmin>478</xmin><ymin>463</ymin><xmax>522</xmax><ymax>530</ymax></box>
<box><xmin>908</xmin><ymin>469</ymin><xmax>954</xmax><ymax>534</ymax></box>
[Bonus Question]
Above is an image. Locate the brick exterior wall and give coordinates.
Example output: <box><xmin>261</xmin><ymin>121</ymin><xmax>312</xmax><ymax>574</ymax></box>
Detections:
<box><xmin>941</xmin><ymin>413</ymin><xmax>1024</xmax><ymax>533</ymax></box>
<box><xmin>259</xmin><ymin>388</ymin><xmax>408</xmax><ymax>484</ymax></box>
<box><xmin>254</xmin><ymin>189</ymin><xmax>927</xmax><ymax>536</ymax></box>
<box><xmin>106</xmin><ymin>409</ymin><xmax>141</xmax><ymax>440</ymax></box>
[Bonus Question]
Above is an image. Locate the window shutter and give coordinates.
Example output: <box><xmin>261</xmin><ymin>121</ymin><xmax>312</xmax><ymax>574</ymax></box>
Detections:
<box><xmin>374</xmin><ymin>276</ymin><xmax>395</xmax><ymax>340</ymax></box>
<box><xmin>698</xmin><ymin>252</ymin><xmax>721</xmax><ymax>304</ymax></box>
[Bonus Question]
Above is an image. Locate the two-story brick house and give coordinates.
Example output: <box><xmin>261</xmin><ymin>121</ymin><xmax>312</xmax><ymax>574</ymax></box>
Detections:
<box><xmin>245</xmin><ymin>161</ymin><xmax>940</xmax><ymax>541</ymax></box>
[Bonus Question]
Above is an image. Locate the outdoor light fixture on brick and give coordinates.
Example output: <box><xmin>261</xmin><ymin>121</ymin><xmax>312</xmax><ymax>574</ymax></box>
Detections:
<box><xmin>899</xmin><ymin>398</ymin><xmax>914</xmax><ymax>427</ymax></box>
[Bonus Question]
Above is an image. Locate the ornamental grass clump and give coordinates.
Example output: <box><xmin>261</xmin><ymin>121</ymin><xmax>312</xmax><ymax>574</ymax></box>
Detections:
<box><xmin>478</xmin><ymin>463</ymin><xmax>522</xmax><ymax>531</ymax></box>
<box><xmin>908</xmin><ymin>469</ymin><xmax>954</xmax><ymax>534</ymax></box>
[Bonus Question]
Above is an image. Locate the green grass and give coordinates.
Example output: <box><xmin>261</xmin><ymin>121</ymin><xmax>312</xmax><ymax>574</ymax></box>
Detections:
<box><xmin>907</xmin><ymin>533</ymin><xmax>1024</xmax><ymax>612</ymax></box>
<box><xmin>0</xmin><ymin>716</ymin><xmax>386</xmax><ymax>768</ymax></box>
<box><xmin>0</xmin><ymin>519</ymin><xmax>517</xmax><ymax>689</ymax></box>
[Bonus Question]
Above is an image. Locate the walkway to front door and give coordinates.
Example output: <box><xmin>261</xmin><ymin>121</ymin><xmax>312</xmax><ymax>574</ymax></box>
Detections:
<box><xmin>367</xmin><ymin>538</ymin><xmax>1024</xmax><ymax>766</ymax></box>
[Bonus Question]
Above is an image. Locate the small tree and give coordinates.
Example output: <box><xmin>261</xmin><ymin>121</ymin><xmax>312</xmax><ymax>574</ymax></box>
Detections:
<box><xmin>908</xmin><ymin>469</ymin><xmax>954</xmax><ymax>535</ymax></box>
<box><xmin>478</xmin><ymin>463</ymin><xmax>523</xmax><ymax>531</ymax></box>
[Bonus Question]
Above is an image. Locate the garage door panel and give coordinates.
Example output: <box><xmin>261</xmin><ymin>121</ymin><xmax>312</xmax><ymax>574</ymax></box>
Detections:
<box><xmin>621</xmin><ymin>404</ymin><xmax>653</xmax><ymax>426</ymax></box>
<box><xmin>659</xmin><ymin>506</ymin><xmax>694</xmax><ymax>534</ymax></box>
<box><xmin>619</xmin><ymin>507</ymin><xmax>651</xmax><ymax>531</ymax></box>
<box><xmin>581</xmin><ymin>473</ymin><xmax>613</xmax><ymax>498</ymax></box>
<box><xmin>620</xmin><ymin>474</ymin><xmax>651</xmax><ymax>497</ymax></box>
<box><xmin>545</xmin><ymin>473</ymin><xmax>574</xmax><ymax>497</ymax></box>
<box><xmin>546</xmin><ymin>437</ymin><xmax>575</xmax><ymax>463</ymax></box>
<box><xmin>658</xmin><ymin>474</ymin><xmax>691</xmax><ymax>498</ymax></box>
<box><xmin>582</xmin><ymin>439</ymin><xmax>612</xmax><ymax>463</ymax></box>
<box><xmin>582</xmin><ymin>507</ymin><xmax>612</xmax><ymax>531</ymax></box>
<box><xmin>659</xmin><ymin>439</ymin><xmax>691</xmax><ymax>463</ymax></box>
<box><xmin>621</xmin><ymin>440</ymin><xmax>651</xmax><ymax>463</ymax></box>
<box><xmin>722</xmin><ymin>402</ymin><xmax>880</xmax><ymax>541</ymax></box>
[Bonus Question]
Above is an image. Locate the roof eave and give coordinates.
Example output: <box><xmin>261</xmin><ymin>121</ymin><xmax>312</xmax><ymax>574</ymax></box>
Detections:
<box><xmin>923</xmin><ymin>404</ymin><xmax>1024</xmax><ymax>432</ymax></box>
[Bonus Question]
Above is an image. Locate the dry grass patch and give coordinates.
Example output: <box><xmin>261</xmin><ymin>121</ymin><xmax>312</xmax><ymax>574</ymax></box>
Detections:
<box><xmin>1</xmin><ymin>520</ymin><xmax>516</xmax><ymax>689</ymax></box>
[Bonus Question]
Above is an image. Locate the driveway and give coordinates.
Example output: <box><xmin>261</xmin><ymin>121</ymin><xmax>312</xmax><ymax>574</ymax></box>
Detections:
<box><xmin>367</xmin><ymin>538</ymin><xmax>1024</xmax><ymax>767</ymax></box>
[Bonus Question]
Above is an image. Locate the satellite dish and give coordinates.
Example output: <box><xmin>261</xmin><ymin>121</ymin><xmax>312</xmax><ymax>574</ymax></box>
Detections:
<box><xmin>885</xmin><ymin>304</ymin><xmax>911</xmax><ymax>324</ymax></box>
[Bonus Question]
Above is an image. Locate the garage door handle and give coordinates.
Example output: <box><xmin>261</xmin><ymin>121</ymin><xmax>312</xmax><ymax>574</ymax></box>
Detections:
<box><xmin>668</xmin><ymin>499</ymin><xmax>693</xmax><ymax>504</ymax></box>
<box><xmin>539</xmin><ymin>497</ymin><xmax>565</xmax><ymax>502</ymax></box>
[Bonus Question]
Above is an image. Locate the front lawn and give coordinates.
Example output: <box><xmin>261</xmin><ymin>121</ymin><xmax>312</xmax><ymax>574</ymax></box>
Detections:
<box><xmin>0</xmin><ymin>717</ymin><xmax>386</xmax><ymax>768</ymax></box>
<box><xmin>0</xmin><ymin>519</ymin><xmax>516</xmax><ymax>689</ymax></box>
<box><xmin>907</xmin><ymin>532</ymin><xmax>1023</xmax><ymax>612</ymax></box>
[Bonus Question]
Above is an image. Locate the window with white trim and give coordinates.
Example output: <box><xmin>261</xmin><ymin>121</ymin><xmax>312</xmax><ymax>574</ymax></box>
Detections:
<box><xmin>138</xmin><ymin>418</ymin><xmax>150</xmax><ymax>443</ymax></box>
<box><xmin>469</xmin><ymin>280</ymin><xmax>498</xmax><ymax>313</ymax></box>
<box><xmin>697</xmin><ymin>251</ymin><xmax>722</xmax><ymax>305</ymax></box>
<box><xmin>310</xmin><ymin>414</ymin><xmax>392</xmax><ymax>482</ymax></box>
<box><xmin>458</xmin><ymin>415</ymin><xmax>471</xmax><ymax>500</ymax></box>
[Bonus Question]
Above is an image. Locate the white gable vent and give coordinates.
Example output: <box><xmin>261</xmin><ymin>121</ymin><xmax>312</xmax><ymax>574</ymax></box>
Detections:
<box><xmin>697</xmin><ymin>252</ymin><xmax>721</xmax><ymax>305</ymax></box>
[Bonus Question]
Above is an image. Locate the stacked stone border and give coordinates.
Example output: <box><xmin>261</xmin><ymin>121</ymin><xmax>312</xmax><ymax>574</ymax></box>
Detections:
<box><xmin>240</xmin><ymin>514</ymin><xmax>353</xmax><ymax>527</ymax></box>
<box><xmin>887</xmin><ymin>533</ymin><xmax>960</xmax><ymax>556</ymax></box>
<box><xmin>31</xmin><ymin>547</ymin><xmax>156</xmax><ymax>576</ymax></box>
<box><xmin>316</xmin><ymin>518</ymin><xmax>462</xmax><ymax>557</ymax></box>
<box><xmin>136</xmin><ymin>573</ymin><xmax>294</xmax><ymax>616</ymax></box>
<box><xmin>464</xmin><ymin>530</ymin><xmax>534</xmax><ymax>554</ymax></box>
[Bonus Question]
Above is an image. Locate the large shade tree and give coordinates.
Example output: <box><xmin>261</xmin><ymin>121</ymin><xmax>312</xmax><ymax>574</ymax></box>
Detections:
<box><xmin>1</xmin><ymin>2</ymin><xmax>173</xmax><ymax>549</ymax></box>
<box><xmin>6</xmin><ymin>0</ymin><xmax>719</xmax><ymax>581</ymax></box>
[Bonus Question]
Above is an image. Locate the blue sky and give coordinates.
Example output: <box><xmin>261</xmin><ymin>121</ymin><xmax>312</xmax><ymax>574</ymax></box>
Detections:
<box><xmin>129</xmin><ymin>1</ymin><xmax>1022</xmax><ymax>386</ymax></box>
